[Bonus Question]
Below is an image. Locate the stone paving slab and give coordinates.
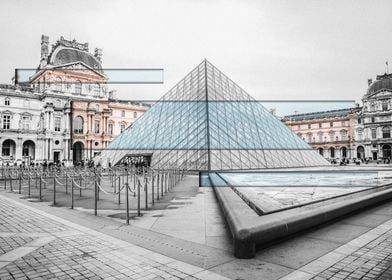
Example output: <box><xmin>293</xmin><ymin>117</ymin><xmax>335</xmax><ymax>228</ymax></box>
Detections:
<box><xmin>0</xmin><ymin>194</ymin><xmax>231</xmax><ymax>280</ymax></box>
<box><xmin>279</xmin><ymin>210</ymin><xmax>392</xmax><ymax>279</ymax></box>
<box><xmin>4</xmin><ymin>173</ymin><xmax>392</xmax><ymax>280</ymax></box>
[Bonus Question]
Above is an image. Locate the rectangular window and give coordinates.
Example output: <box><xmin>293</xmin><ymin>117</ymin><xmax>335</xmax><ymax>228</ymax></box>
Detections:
<box><xmin>372</xmin><ymin>129</ymin><xmax>377</xmax><ymax>139</ymax></box>
<box><xmin>22</xmin><ymin>116</ymin><xmax>29</xmax><ymax>130</ymax></box>
<box><xmin>382</xmin><ymin>102</ymin><xmax>388</xmax><ymax>111</ymax></box>
<box><xmin>133</xmin><ymin>111</ymin><xmax>137</xmax><ymax>118</ymax></box>
<box><xmin>108</xmin><ymin>123</ymin><xmax>113</xmax><ymax>135</ymax></box>
<box><xmin>330</xmin><ymin>122</ymin><xmax>333</xmax><ymax>127</ymax></box>
<box><xmin>94</xmin><ymin>120</ymin><xmax>100</xmax><ymax>134</ymax></box>
<box><xmin>55</xmin><ymin>117</ymin><xmax>61</xmax><ymax>132</ymax></box>
<box><xmin>120</xmin><ymin>124</ymin><xmax>125</xmax><ymax>133</ymax></box>
<box><xmin>121</xmin><ymin>110</ymin><xmax>125</xmax><ymax>117</ymax></box>
<box><xmin>4</xmin><ymin>98</ymin><xmax>10</xmax><ymax>106</ymax></box>
<box><xmin>318</xmin><ymin>123</ymin><xmax>322</xmax><ymax>128</ymax></box>
<box><xmin>308</xmin><ymin>124</ymin><xmax>311</xmax><ymax>129</ymax></box>
<box><xmin>3</xmin><ymin>115</ymin><xmax>10</xmax><ymax>129</ymax></box>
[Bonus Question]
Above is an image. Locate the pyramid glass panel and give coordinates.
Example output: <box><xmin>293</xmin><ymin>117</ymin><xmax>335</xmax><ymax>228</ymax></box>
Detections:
<box><xmin>97</xmin><ymin>60</ymin><xmax>328</xmax><ymax>170</ymax></box>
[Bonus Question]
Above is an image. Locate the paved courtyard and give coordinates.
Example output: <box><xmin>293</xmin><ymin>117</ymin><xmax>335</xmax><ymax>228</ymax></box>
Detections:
<box><xmin>0</xmin><ymin>193</ymin><xmax>229</xmax><ymax>280</ymax></box>
<box><xmin>1</xmin><ymin>173</ymin><xmax>392</xmax><ymax>279</ymax></box>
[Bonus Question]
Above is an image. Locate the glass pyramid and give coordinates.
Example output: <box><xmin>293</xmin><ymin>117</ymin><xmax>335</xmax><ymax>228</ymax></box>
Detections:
<box><xmin>97</xmin><ymin>60</ymin><xmax>328</xmax><ymax>170</ymax></box>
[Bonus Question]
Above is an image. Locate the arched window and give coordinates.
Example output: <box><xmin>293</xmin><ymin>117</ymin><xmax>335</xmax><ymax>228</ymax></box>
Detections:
<box><xmin>73</xmin><ymin>116</ymin><xmax>84</xmax><ymax>134</ymax></box>
<box><xmin>318</xmin><ymin>148</ymin><xmax>323</xmax><ymax>156</ymax></box>
<box><xmin>75</xmin><ymin>81</ymin><xmax>82</xmax><ymax>95</ymax></box>
<box><xmin>330</xmin><ymin>147</ymin><xmax>335</xmax><ymax>158</ymax></box>
<box><xmin>342</xmin><ymin>147</ymin><xmax>347</xmax><ymax>158</ymax></box>
<box><xmin>382</xmin><ymin>126</ymin><xmax>391</xmax><ymax>138</ymax></box>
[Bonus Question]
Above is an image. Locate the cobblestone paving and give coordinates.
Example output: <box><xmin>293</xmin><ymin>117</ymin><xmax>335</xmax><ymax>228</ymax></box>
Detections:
<box><xmin>0</xmin><ymin>195</ymin><xmax>227</xmax><ymax>280</ymax></box>
<box><xmin>0</xmin><ymin>197</ymin><xmax>67</xmax><ymax>233</ymax></box>
<box><xmin>0</xmin><ymin>236</ymin><xmax>34</xmax><ymax>256</ymax></box>
<box><xmin>311</xmin><ymin>229</ymin><xmax>392</xmax><ymax>280</ymax></box>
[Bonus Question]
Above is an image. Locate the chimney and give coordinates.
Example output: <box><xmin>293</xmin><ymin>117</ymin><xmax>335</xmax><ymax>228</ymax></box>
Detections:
<box><xmin>368</xmin><ymin>79</ymin><xmax>373</xmax><ymax>86</ymax></box>
<box><xmin>94</xmin><ymin>48</ymin><xmax>103</xmax><ymax>62</ymax></box>
<box><xmin>40</xmin><ymin>35</ymin><xmax>49</xmax><ymax>68</ymax></box>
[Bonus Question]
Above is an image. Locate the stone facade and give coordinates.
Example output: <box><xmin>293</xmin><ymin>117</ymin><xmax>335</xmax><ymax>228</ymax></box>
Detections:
<box><xmin>0</xmin><ymin>35</ymin><xmax>149</xmax><ymax>165</ymax></box>
<box><xmin>0</xmin><ymin>85</ymin><xmax>71</xmax><ymax>165</ymax></box>
<box><xmin>355</xmin><ymin>74</ymin><xmax>392</xmax><ymax>160</ymax></box>
<box><xmin>283</xmin><ymin>108</ymin><xmax>356</xmax><ymax>160</ymax></box>
<box><xmin>71</xmin><ymin>99</ymin><xmax>147</xmax><ymax>161</ymax></box>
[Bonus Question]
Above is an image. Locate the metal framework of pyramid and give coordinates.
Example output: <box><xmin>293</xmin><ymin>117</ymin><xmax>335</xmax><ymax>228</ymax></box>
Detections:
<box><xmin>97</xmin><ymin>60</ymin><xmax>328</xmax><ymax>170</ymax></box>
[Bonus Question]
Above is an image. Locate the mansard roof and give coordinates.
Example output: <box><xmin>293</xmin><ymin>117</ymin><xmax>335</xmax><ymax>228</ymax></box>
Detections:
<box><xmin>283</xmin><ymin>108</ymin><xmax>355</xmax><ymax>122</ymax></box>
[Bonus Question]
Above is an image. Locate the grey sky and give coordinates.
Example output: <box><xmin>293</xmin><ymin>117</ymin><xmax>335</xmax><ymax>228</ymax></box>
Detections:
<box><xmin>1</xmin><ymin>0</ymin><xmax>391</xmax><ymax>113</ymax></box>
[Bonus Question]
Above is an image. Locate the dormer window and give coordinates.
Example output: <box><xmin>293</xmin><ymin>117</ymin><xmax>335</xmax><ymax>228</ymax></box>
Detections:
<box><xmin>55</xmin><ymin>77</ymin><xmax>62</xmax><ymax>91</ymax></box>
<box><xmin>75</xmin><ymin>81</ymin><xmax>82</xmax><ymax>95</ymax></box>
<box><xmin>94</xmin><ymin>83</ymin><xmax>100</xmax><ymax>97</ymax></box>
<box><xmin>382</xmin><ymin>101</ymin><xmax>388</xmax><ymax>111</ymax></box>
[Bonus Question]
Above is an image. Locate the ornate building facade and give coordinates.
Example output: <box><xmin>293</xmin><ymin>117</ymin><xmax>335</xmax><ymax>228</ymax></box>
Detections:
<box><xmin>0</xmin><ymin>35</ymin><xmax>149</xmax><ymax>165</ymax></box>
<box><xmin>283</xmin><ymin>108</ymin><xmax>356</xmax><ymax>160</ymax></box>
<box><xmin>355</xmin><ymin>74</ymin><xmax>392</xmax><ymax>160</ymax></box>
<box><xmin>0</xmin><ymin>84</ymin><xmax>71</xmax><ymax>165</ymax></box>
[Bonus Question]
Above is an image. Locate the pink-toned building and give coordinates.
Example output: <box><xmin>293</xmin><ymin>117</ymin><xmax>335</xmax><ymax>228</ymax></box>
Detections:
<box><xmin>71</xmin><ymin>100</ymin><xmax>147</xmax><ymax>161</ymax></box>
<box><xmin>283</xmin><ymin>108</ymin><xmax>356</xmax><ymax>160</ymax></box>
<box><xmin>27</xmin><ymin>35</ymin><xmax>149</xmax><ymax>163</ymax></box>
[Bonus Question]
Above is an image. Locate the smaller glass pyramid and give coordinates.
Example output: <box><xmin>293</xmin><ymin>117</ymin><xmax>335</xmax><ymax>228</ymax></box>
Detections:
<box><xmin>97</xmin><ymin>60</ymin><xmax>328</xmax><ymax>170</ymax></box>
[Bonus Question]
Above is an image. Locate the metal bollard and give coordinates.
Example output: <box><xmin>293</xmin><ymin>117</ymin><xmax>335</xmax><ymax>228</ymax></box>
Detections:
<box><xmin>71</xmin><ymin>179</ymin><xmax>74</xmax><ymax>209</ymax></box>
<box><xmin>157</xmin><ymin>171</ymin><xmax>160</xmax><ymax>200</ymax></box>
<box><xmin>94</xmin><ymin>179</ymin><xmax>98</xmax><ymax>216</ymax></box>
<box><xmin>137</xmin><ymin>180</ymin><xmax>141</xmax><ymax>217</ymax></box>
<box><xmin>118</xmin><ymin>176</ymin><xmax>121</xmax><ymax>204</ymax></box>
<box><xmin>65</xmin><ymin>175</ymin><xmax>68</xmax><ymax>194</ymax></box>
<box><xmin>53</xmin><ymin>176</ymin><xmax>56</xmax><ymax>205</ymax></box>
<box><xmin>28</xmin><ymin>176</ymin><xmax>31</xmax><ymax>198</ymax></box>
<box><xmin>161</xmin><ymin>173</ymin><xmax>164</xmax><ymax>197</ymax></box>
<box><xmin>133</xmin><ymin>173</ymin><xmax>136</xmax><ymax>197</ymax></box>
<box><xmin>18</xmin><ymin>173</ymin><xmax>21</xmax><ymax>194</ymax></box>
<box><xmin>39</xmin><ymin>177</ymin><xmax>42</xmax><ymax>201</ymax></box>
<box><xmin>145</xmin><ymin>177</ymin><xmax>148</xmax><ymax>209</ymax></box>
<box><xmin>151</xmin><ymin>174</ymin><xmax>155</xmax><ymax>205</ymax></box>
<box><xmin>79</xmin><ymin>175</ymin><xmax>82</xmax><ymax>197</ymax></box>
<box><xmin>126</xmin><ymin>182</ymin><xmax>129</xmax><ymax>225</ymax></box>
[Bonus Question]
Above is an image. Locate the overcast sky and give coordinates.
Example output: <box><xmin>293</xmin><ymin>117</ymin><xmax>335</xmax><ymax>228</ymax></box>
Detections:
<box><xmin>1</xmin><ymin>0</ymin><xmax>391</xmax><ymax>113</ymax></box>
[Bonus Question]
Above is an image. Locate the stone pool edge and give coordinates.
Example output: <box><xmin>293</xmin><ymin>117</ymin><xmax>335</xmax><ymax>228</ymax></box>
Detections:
<box><xmin>210</xmin><ymin>173</ymin><xmax>392</xmax><ymax>259</ymax></box>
